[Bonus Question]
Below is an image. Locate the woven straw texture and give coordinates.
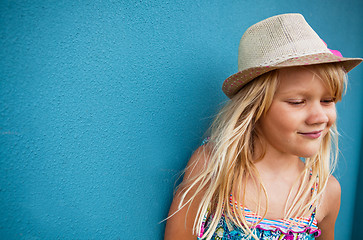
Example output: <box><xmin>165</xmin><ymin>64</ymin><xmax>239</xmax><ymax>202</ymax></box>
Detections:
<box><xmin>222</xmin><ymin>13</ymin><xmax>362</xmax><ymax>98</ymax></box>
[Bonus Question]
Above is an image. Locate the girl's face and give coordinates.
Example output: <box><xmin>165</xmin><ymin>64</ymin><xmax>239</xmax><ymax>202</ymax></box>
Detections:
<box><xmin>258</xmin><ymin>67</ymin><xmax>337</xmax><ymax>158</ymax></box>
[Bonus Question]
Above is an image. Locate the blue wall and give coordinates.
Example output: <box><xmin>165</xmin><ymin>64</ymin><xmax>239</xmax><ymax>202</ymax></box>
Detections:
<box><xmin>1</xmin><ymin>1</ymin><xmax>362</xmax><ymax>239</ymax></box>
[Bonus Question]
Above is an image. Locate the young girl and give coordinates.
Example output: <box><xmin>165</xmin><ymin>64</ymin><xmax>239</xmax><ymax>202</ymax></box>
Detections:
<box><xmin>164</xmin><ymin>13</ymin><xmax>362</xmax><ymax>240</ymax></box>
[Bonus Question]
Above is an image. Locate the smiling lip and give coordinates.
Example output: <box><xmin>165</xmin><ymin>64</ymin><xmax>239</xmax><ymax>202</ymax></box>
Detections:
<box><xmin>298</xmin><ymin>130</ymin><xmax>323</xmax><ymax>139</ymax></box>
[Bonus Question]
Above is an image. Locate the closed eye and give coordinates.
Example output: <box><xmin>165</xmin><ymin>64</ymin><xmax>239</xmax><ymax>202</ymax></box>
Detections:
<box><xmin>321</xmin><ymin>98</ymin><xmax>336</xmax><ymax>104</ymax></box>
<box><xmin>287</xmin><ymin>100</ymin><xmax>305</xmax><ymax>105</ymax></box>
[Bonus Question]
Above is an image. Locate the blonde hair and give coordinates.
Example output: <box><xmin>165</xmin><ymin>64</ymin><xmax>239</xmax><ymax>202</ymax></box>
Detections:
<box><xmin>176</xmin><ymin>63</ymin><xmax>347</xmax><ymax>240</ymax></box>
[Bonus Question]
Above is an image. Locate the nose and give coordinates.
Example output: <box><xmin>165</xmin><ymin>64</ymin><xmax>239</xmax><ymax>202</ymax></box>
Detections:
<box><xmin>305</xmin><ymin>102</ymin><xmax>329</xmax><ymax>125</ymax></box>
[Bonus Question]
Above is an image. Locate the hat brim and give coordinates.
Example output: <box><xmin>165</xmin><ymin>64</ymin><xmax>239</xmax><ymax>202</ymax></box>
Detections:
<box><xmin>222</xmin><ymin>53</ymin><xmax>363</xmax><ymax>98</ymax></box>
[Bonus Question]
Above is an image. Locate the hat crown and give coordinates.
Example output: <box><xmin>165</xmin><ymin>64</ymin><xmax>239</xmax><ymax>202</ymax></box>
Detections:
<box><xmin>238</xmin><ymin>13</ymin><xmax>330</xmax><ymax>71</ymax></box>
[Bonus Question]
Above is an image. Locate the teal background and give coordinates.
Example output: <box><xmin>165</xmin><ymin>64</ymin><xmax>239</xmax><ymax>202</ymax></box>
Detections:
<box><xmin>0</xmin><ymin>1</ymin><xmax>362</xmax><ymax>239</ymax></box>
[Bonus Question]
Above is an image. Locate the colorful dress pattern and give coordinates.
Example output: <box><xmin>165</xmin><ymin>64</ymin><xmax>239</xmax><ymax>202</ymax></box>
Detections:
<box><xmin>198</xmin><ymin>138</ymin><xmax>321</xmax><ymax>239</ymax></box>
<box><xmin>198</xmin><ymin>201</ymin><xmax>320</xmax><ymax>240</ymax></box>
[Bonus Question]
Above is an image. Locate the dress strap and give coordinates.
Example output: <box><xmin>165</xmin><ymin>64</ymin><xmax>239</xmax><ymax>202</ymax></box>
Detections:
<box><xmin>308</xmin><ymin>168</ymin><xmax>319</xmax><ymax>226</ymax></box>
<box><xmin>308</xmin><ymin>207</ymin><xmax>317</xmax><ymax>227</ymax></box>
<box><xmin>198</xmin><ymin>137</ymin><xmax>211</xmax><ymax>239</ymax></box>
<box><xmin>198</xmin><ymin>204</ymin><xmax>210</xmax><ymax>239</ymax></box>
<box><xmin>201</xmin><ymin>137</ymin><xmax>210</xmax><ymax>146</ymax></box>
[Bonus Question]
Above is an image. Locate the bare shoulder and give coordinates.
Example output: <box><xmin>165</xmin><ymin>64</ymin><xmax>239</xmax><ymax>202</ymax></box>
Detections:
<box><xmin>320</xmin><ymin>175</ymin><xmax>341</xmax><ymax>217</ymax></box>
<box><xmin>326</xmin><ymin>175</ymin><xmax>341</xmax><ymax>197</ymax></box>
<box><xmin>164</xmin><ymin>142</ymin><xmax>213</xmax><ymax>240</ymax></box>
<box><xmin>323</xmin><ymin>175</ymin><xmax>341</xmax><ymax>212</ymax></box>
<box><xmin>183</xmin><ymin>142</ymin><xmax>213</xmax><ymax>179</ymax></box>
<box><xmin>316</xmin><ymin>175</ymin><xmax>341</xmax><ymax>240</ymax></box>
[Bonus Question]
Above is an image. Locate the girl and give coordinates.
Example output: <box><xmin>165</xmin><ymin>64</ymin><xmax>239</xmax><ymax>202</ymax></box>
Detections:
<box><xmin>164</xmin><ymin>14</ymin><xmax>362</xmax><ymax>240</ymax></box>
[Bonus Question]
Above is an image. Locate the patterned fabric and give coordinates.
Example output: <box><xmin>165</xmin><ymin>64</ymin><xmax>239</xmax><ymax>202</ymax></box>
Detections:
<box><xmin>198</xmin><ymin>138</ymin><xmax>321</xmax><ymax>239</ymax></box>
<box><xmin>198</xmin><ymin>200</ymin><xmax>320</xmax><ymax>240</ymax></box>
<box><xmin>199</xmin><ymin>212</ymin><xmax>320</xmax><ymax>240</ymax></box>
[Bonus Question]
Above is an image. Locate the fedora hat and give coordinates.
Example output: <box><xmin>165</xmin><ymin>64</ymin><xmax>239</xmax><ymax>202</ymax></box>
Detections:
<box><xmin>222</xmin><ymin>13</ymin><xmax>362</xmax><ymax>98</ymax></box>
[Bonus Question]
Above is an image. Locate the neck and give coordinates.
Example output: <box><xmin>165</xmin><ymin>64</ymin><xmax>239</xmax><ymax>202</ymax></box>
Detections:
<box><xmin>253</xmin><ymin>142</ymin><xmax>304</xmax><ymax>177</ymax></box>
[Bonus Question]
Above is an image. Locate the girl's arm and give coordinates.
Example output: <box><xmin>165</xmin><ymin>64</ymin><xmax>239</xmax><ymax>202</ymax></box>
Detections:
<box><xmin>164</xmin><ymin>144</ymin><xmax>211</xmax><ymax>240</ymax></box>
<box><xmin>317</xmin><ymin>176</ymin><xmax>341</xmax><ymax>240</ymax></box>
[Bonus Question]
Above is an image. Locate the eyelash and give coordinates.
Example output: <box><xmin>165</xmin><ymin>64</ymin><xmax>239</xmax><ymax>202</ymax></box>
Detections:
<box><xmin>288</xmin><ymin>101</ymin><xmax>304</xmax><ymax>105</ymax></box>
<box><xmin>287</xmin><ymin>99</ymin><xmax>336</xmax><ymax>105</ymax></box>
<box><xmin>321</xmin><ymin>98</ymin><xmax>336</xmax><ymax>103</ymax></box>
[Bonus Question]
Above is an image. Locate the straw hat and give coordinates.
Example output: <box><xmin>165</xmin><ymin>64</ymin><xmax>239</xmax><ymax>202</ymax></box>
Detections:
<box><xmin>222</xmin><ymin>13</ymin><xmax>362</xmax><ymax>98</ymax></box>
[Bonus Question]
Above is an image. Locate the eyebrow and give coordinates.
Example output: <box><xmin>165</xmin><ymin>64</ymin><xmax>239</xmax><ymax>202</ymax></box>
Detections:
<box><xmin>276</xmin><ymin>89</ymin><xmax>333</xmax><ymax>98</ymax></box>
<box><xmin>276</xmin><ymin>89</ymin><xmax>312</xmax><ymax>95</ymax></box>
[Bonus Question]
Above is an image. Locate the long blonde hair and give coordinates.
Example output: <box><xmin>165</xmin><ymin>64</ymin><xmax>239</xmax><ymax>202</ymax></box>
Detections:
<box><xmin>177</xmin><ymin>63</ymin><xmax>347</xmax><ymax>240</ymax></box>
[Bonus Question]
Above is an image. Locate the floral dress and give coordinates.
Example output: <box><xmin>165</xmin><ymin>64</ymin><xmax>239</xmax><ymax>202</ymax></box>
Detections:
<box><xmin>198</xmin><ymin>201</ymin><xmax>320</xmax><ymax>240</ymax></box>
<box><xmin>198</xmin><ymin>138</ymin><xmax>320</xmax><ymax>239</ymax></box>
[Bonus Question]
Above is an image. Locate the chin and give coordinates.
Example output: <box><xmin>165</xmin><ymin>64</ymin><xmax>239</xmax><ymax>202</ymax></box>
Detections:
<box><xmin>292</xmin><ymin>147</ymin><xmax>320</xmax><ymax>158</ymax></box>
<box><xmin>297</xmin><ymin>150</ymin><xmax>319</xmax><ymax>159</ymax></box>
<box><xmin>293</xmin><ymin>143</ymin><xmax>322</xmax><ymax>159</ymax></box>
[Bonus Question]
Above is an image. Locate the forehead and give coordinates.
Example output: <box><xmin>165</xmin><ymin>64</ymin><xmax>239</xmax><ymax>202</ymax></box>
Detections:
<box><xmin>276</xmin><ymin>66</ymin><xmax>328</xmax><ymax>94</ymax></box>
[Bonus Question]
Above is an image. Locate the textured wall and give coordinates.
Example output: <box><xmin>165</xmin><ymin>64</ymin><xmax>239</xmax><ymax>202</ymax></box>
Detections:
<box><xmin>0</xmin><ymin>1</ymin><xmax>362</xmax><ymax>239</ymax></box>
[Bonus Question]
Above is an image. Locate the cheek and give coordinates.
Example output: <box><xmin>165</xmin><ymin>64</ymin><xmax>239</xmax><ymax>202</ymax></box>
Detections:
<box><xmin>261</xmin><ymin>109</ymin><xmax>296</xmax><ymax>135</ymax></box>
<box><xmin>269</xmin><ymin>108</ymin><xmax>299</xmax><ymax>131</ymax></box>
<box><xmin>327</xmin><ymin>108</ymin><xmax>337</xmax><ymax>127</ymax></box>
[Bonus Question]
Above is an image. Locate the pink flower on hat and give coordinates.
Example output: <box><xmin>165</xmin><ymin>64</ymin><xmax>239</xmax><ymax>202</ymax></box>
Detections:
<box><xmin>322</xmin><ymin>39</ymin><xmax>343</xmax><ymax>57</ymax></box>
<box><xmin>329</xmin><ymin>49</ymin><xmax>343</xmax><ymax>57</ymax></box>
